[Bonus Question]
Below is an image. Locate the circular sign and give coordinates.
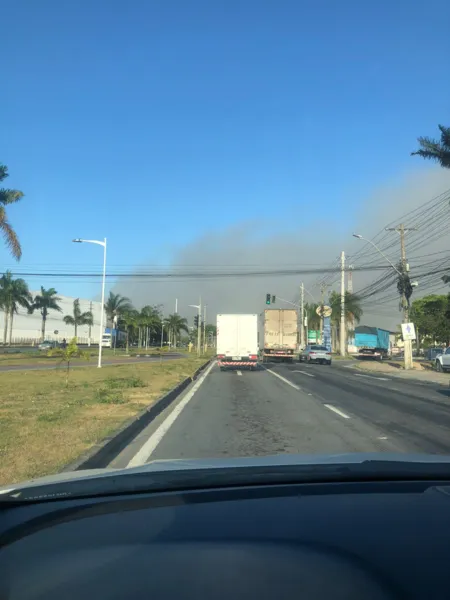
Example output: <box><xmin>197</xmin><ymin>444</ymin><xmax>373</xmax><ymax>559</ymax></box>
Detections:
<box><xmin>54</xmin><ymin>330</ymin><xmax>59</xmax><ymax>335</ymax></box>
<box><xmin>315</xmin><ymin>305</ymin><xmax>332</xmax><ymax>318</ymax></box>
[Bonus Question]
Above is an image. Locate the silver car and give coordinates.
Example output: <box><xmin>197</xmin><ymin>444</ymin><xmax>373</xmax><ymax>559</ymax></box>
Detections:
<box><xmin>299</xmin><ymin>344</ymin><xmax>332</xmax><ymax>365</ymax></box>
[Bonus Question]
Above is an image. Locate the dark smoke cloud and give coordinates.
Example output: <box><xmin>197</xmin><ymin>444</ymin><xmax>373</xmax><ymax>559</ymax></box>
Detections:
<box><xmin>115</xmin><ymin>167</ymin><xmax>450</xmax><ymax>331</ymax></box>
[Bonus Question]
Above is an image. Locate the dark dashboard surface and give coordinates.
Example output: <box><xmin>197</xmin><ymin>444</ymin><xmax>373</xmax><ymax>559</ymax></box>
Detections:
<box><xmin>1</xmin><ymin>480</ymin><xmax>450</xmax><ymax>599</ymax></box>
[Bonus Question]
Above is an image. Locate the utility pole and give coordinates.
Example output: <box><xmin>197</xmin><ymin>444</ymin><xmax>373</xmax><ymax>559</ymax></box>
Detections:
<box><xmin>340</xmin><ymin>251</ymin><xmax>346</xmax><ymax>356</ymax></box>
<box><xmin>300</xmin><ymin>282</ymin><xmax>305</xmax><ymax>349</ymax></box>
<box><xmin>386</xmin><ymin>224</ymin><xmax>417</xmax><ymax>370</ymax></box>
<box><xmin>203</xmin><ymin>304</ymin><xmax>207</xmax><ymax>353</ymax></box>
<box><xmin>320</xmin><ymin>284</ymin><xmax>331</xmax><ymax>344</ymax></box>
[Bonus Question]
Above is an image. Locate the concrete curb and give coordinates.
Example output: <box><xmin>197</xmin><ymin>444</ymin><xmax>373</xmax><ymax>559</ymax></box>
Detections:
<box><xmin>62</xmin><ymin>359</ymin><xmax>212</xmax><ymax>472</ymax></box>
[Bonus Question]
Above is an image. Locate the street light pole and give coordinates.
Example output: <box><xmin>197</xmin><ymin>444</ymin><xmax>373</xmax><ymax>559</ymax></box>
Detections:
<box><xmin>353</xmin><ymin>233</ymin><xmax>414</xmax><ymax>370</ymax></box>
<box><xmin>72</xmin><ymin>237</ymin><xmax>107</xmax><ymax>368</ymax></box>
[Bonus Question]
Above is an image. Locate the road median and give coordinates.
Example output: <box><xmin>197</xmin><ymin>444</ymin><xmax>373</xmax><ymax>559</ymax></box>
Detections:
<box><xmin>0</xmin><ymin>356</ymin><xmax>210</xmax><ymax>486</ymax></box>
<box><xmin>353</xmin><ymin>359</ymin><xmax>450</xmax><ymax>385</ymax></box>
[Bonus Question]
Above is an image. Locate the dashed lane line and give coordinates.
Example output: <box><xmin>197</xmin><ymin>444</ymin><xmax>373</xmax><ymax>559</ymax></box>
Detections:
<box><xmin>353</xmin><ymin>373</ymin><xmax>390</xmax><ymax>381</ymax></box>
<box><xmin>292</xmin><ymin>370</ymin><xmax>315</xmax><ymax>377</ymax></box>
<box><xmin>265</xmin><ymin>369</ymin><xmax>301</xmax><ymax>390</ymax></box>
<box><xmin>323</xmin><ymin>404</ymin><xmax>351</xmax><ymax>419</ymax></box>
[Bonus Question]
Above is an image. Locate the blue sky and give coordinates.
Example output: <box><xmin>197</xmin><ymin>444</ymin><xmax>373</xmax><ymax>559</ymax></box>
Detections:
<box><xmin>2</xmin><ymin>0</ymin><xmax>449</xmax><ymax>301</ymax></box>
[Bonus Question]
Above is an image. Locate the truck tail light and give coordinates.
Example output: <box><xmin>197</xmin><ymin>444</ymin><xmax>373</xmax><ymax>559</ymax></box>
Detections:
<box><xmin>249</xmin><ymin>355</ymin><xmax>258</xmax><ymax>360</ymax></box>
<box><xmin>310</xmin><ymin>352</ymin><xmax>316</xmax><ymax>355</ymax></box>
<box><xmin>326</xmin><ymin>352</ymin><xmax>331</xmax><ymax>355</ymax></box>
<box><xmin>217</xmin><ymin>354</ymin><xmax>225</xmax><ymax>359</ymax></box>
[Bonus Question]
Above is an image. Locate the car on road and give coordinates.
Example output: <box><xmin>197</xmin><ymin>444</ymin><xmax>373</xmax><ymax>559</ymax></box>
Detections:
<box><xmin>37</xmin><ymin>340</ymin><xmax>58</xmax><ymax>351</ymax></box>
<box><xmin>299</xmin><ymin>344</ymin><xmax>332</xmax><ymax>365</ymax></box>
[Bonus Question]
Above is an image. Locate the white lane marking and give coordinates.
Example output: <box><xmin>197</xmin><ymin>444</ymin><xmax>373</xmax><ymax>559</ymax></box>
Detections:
<box><xmin>127</xmin><ymin>361</ymin><xmax>216</xmax><ymax>467</ymax></box>
<box><xmin>343</xmin><ymin>364</ymin><xmax>357</xmax><ymax>369</ymax></box>
<box><xmin>266</xmin><ymin>369</ymin><xmax>300</xmax><ymax>390</ymax></box>
<box><xmin>324</xmin><ymin>404</ymin><xmax>351</xmax><ymax>419</ymax></box>
<box><xmin>354</xmin><ymin>373</ymin><xmax>390</xmax><ymax>381</ymax></box>
<box><xmin>237</xmin><ymin>370</ymin><xmax>242</xmax><ymax>376</ymax></box>
<box><xmin>378</xmin><ymin>436</ymin><xmax>388</xmax><ymax>440</ymax></box>
<box><xmin>293</xmin><ymin>370</ymin><xmax>315</xmax><ymax>378</ymax></box>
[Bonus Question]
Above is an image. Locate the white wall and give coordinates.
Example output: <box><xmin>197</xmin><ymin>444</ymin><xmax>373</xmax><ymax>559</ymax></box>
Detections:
<box><xmin>0</xmin><ymin>294</ymin><xmax>104</xmax><ymax>344</ymax></box>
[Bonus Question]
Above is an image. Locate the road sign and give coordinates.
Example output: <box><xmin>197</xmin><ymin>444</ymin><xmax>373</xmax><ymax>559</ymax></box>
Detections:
<box><xmin>401</xmin><ymin>323</ymin><xmax>416</xmax><ymax>341</ymax></box>
<box><xmin>54</xmin><ymin>330</ymin><xmax>59</xmax><ymax>335</ymax></box>
<box><xmin>316</xmin><ymin>305</ymin><xmax>332</xmax><ymax>318</ymax></box>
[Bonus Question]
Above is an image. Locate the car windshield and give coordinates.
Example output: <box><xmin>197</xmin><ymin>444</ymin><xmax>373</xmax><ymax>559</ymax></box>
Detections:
<box><xmin>1</xmin><ymin>1</ymin><xmax>449</xmax><ymax>494</ymax></box>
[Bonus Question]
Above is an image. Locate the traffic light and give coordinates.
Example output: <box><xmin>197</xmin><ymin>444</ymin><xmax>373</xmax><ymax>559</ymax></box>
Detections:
<box><xmin>266</xmin><ymin>293</ymin><xmax>271</xmax><ymax>305</ymax></box>
<box><xmin>194</xmin><ymin>315</ymin><xmax>199</xmax><ymax>328</ymax></box>
<box><xmin>272</xmin><ymin>295</ymin><xmax>276</xmax><ymax>304</ymax></box>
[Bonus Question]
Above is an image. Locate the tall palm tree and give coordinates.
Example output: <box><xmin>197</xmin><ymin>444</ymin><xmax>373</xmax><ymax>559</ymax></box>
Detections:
<box><xmin>304</xmin><ymin>302</ymin><xmax>321</xmax><ymax>331</ymax></box>
<box><xmin>164</xmin><ymin>314</ymin><xmax>189</xmax><ymax>347</ymax></box>
<box><xmin>63</xmin><ymin>298</ymin><xmax>93</xmax><ymax>340</ymax></box>
<box><xmin>329</xmin><ymin>291</ymin><xmax>363</xmax><ymax>351</ymax></box>
<box><xmin>0</xmin><ymin>164</ymin><xmax>24</xmax><ymax>260</ymax></box>
<box><xmin>120</xmin><ymin>309</ymin><xmax>140</xmax><ymax>351</ymax></box>
<box><xmin>28</xmin><ymin>287</ymin><xmax>62</xmax><ymax>341</ymax></box>
<box><xmin>0</xmin><ymin>271</ymin><xmax>31</xmax><ymax>345</ymax></box>
<box><xmin>104</xmin><ymin>292</ymin><xmax>132</xmax><ymax>328</ymax></box>
<box><xmin>139</xmin><ymin>305</ymin><xmax>162</xmax><ymax>347</ymax></box>
<box><xmin>411</xmin><ymin>124</ymin><xmax>450</xmax><ymax>169</ymax></box>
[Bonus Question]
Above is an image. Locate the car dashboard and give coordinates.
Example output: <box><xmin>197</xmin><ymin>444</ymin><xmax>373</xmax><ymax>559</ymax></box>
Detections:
<box><xmin>1</xmin><ymin>479</ymin><xmax>450</xmax><ymax>599</ymax></box>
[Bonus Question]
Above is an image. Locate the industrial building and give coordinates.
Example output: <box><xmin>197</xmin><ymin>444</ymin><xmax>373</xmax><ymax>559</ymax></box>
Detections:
<box><xmin>0</xmin><ymin>294</ymin><xmax>104</xmax><ymax>345</ymax></box>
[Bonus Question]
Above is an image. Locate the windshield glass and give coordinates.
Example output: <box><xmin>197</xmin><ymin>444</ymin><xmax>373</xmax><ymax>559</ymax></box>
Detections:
<box><xmin>2</xmin><ymin>1</ymin><xmax>450</xmax><ymax>491</ymax></box>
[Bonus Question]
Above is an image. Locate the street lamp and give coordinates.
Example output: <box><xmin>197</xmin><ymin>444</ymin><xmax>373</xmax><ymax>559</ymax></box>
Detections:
<box><xmin>72</xmin><ymin>238</ymin><xmax>107</xmax><ymax>368</ymax></box>
<box><xmin>352</xmin><ymin>234</ymin><xmax>402</xmax><ymax>276</ymax></box>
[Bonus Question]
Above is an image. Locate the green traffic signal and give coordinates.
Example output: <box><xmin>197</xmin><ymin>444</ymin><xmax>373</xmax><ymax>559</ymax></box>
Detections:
<box><xmin>266</xmin><ymin>293</ymin><xmax>271</xmax><ymax>305</ymax></box>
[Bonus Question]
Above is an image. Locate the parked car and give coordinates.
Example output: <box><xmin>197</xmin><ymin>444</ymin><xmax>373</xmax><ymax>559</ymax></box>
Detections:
<box><xmin>434</xmin><ymin>348</ymin><xmax>450</xmax><ymax>372</ymax></box>
<box><xmin>299</xmin><ymin>344</ymin><xmax>332</xmax><ymax>365</ymax></box>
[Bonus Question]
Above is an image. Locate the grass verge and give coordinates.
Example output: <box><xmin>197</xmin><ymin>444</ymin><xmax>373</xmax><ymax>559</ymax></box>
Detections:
<box><xmin>0</xmin><ymin>357</ymin><xmax>209</xmax><ymax>486</ymax></box>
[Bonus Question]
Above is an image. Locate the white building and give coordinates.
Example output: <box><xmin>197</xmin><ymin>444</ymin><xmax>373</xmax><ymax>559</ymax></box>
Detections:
<box><xmin>0</xmin><ymin>294</ymin><xmax>104</xmax><ymax>345</ymax></box>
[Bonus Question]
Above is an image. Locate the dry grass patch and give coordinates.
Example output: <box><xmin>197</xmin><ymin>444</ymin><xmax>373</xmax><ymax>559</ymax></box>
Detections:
<box><xmin>0</xmin><ymin>357</ymin><xmax>209</xmax><ymax>486</ymax></box>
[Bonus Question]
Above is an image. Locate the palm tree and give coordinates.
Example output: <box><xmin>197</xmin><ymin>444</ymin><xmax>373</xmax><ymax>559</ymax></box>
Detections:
<box><xmin>304</xmin><ymin>302</ymin><xmax>321</xmax><ymax>331</ymax></box>
<box><xmin>329</xmin><ymin>291</ymin><xmax>363</xmax><ymax>351</ymax></box>
<box><xmin>139</xmin><ymin>305</ymin><xmax>162</xmax><ymax>348</ymax></box>
<box><xmin>120</xmin><ymin>309</ymin><xmax>140</xmax><ymax>351</ymax></box>
<box><xmin>104</xmin><ymin>292</ymin><xmax>132</xmax><ymax>328</ymax></box>
<box><xmin>164</xmin><ymin>314</ymin><xmax>189</xmax><ymax>347</ymax></box>
<box><xmin>63</xmin><ymin>298</ymin><xmax>93</xmax><ymax>340</ymax></box>
<box><xmin>0</xmin><ymin>164</ymin><xmax>24</xmax><ymax>260</ymax></box>
<box><xmin>28</xmin><ymin>286</ymin><xmax>62</xmax><ymax>341</ymax></box>
<box><xmin>411</xmin><ymin>124</ymin><xmax>450</xmax><ymax>169</ymax></box>
<box><xmin>0</xmin><ymin>271</ymin><xmax>31</xmax><ymax>345</ymax></box>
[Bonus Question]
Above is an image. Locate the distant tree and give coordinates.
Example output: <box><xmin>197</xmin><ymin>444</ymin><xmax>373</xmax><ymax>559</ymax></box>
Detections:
<box><xmin>164</xmin><ymin>314</ymin><xmax>189</xmax><ymax>347</ymax></box>
<box><xmin>410</xmin><ymin>294</ymin><xmax>450</xmax><ymax>346</ymax></box>
<box><xmin>0</xmin><ymin>271</ymin><xmax>31</xmax><ymax>345</ymax></box>
<box><xmin>304</xmin><ymin>302</ymin><xmax>321</xmax><ymax>331</ymax></box>
<box><xmin>0</xmin><ymin>164</ymin><xmax>24</xmax><ymax>260</ymax></box>
<box><xmin>104</xmin><ymin>292</ymin><xmax>132</xmax><ymax>327</ymax></box>
<box><xmin>28</xmin><ymin>286</ymin><xmax>62</xmax><ymax>341</ymax></box>
<box><xmin>63</xmin><ymin>298</ymin><xmax>93</xmax><ymax>340</ymax></box>
<box><xmin>329</xmin><ymin>291</ymin><xmax>363</xmax><ymax>352</ymax></box>
<box><xmin>120</xmin><ymin>309</ymin><xmax>140</xmax><ymax>352</ymax></box>
<box><xmin>411</xmin><ymin>124</ymin><xmax>450</xmax><ymax>169</ymax></box>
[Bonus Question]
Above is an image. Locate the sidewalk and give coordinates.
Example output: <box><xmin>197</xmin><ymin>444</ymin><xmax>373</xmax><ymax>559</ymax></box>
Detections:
<box><xmin>351</xmin><ymin>360</ymin><xmax>450</xmax><ymax>386</ymax></box>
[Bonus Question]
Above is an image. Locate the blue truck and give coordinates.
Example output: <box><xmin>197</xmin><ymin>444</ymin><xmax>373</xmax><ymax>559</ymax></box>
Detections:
<box><xmin>354</xmin><ymin>326</ymin><xmax>390</xmax><ymax>361</ymax></box>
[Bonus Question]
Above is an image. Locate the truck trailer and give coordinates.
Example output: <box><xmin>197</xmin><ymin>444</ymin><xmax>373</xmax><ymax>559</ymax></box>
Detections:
<box><xmin>216</xmin><ymin>314</ymin><xmax>259</xmax><ymax>370</ymax></box>
<box><xmin>354</xmin><ymin>326</ymin><xmax>390</xmax><ymax>360</ymax></box>
<box><xmin>262</xmin><ymin>309</ymin><xmax>298</xmax><ymax>363</ymax></box>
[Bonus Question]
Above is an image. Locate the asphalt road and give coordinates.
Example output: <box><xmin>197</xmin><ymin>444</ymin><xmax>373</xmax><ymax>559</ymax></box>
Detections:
<box><xmin>112</xmin><ymin>359</ymin><xmax>450</xmax><ymax>468</ymax></box>
<box><xmin>0</xmin><ymin>353</ymin><xmax>183</xmax><ymax>372</ymax></box>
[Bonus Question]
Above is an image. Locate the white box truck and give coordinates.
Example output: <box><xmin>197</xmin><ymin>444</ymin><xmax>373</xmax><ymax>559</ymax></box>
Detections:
<box><xmin>216</xmin><ymin>314</ymin><xmax>259</xmax><ymax>370</ymax></box>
